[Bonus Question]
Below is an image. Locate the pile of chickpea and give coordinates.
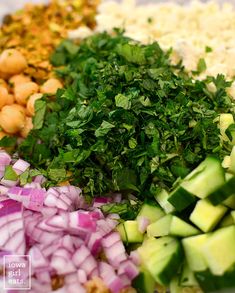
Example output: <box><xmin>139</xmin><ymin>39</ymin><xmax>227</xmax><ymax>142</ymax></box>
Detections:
<box><xmin>0</xmin><ymin>49</ymin><xmax>63</xmax><ymax>139</ymax></box>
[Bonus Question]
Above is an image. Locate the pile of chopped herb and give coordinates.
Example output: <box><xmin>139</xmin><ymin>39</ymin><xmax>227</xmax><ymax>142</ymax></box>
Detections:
<box><xmin>18</xmin><ymin>32</ymin><xmax>235</xmax><ymax>197</ymax></box>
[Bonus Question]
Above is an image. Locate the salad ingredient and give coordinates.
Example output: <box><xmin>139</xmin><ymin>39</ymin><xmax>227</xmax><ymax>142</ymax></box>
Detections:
<box><xmin>168</xmin><ymin>156</ymin><xmax>225</xmax><ymax>211</ymax></box>
<box><xmin>201</xmin><ymin>226</ymin><xmax>235</xmax><ymax>275</ymax></box>
<box><xmin>128</xmin><ymin>154</ymin><xmax>235</xmax><ymax>292</ymax></box>
<box><xmin>19</xmin><ymin>32</ymin><xmax>234</xmax><ymax>196</ymax></box>
<box><xmin>5</xmin><ymin>93</ymin><xmax>14</xmax><ymax>105</ymax></box>
<box><xmin>147</xmin><ymin>215</ymin><xmax>199</xmax><ymax>238</ymax></box>
<box><xmin>9</xmin><ymin>74</ymin><xmax>31</xmax><ymax>86</ymax></box>
<box><xmin>26</xmin><ymin>93</ymin><xmax>43</xmax><ymax>116</ymax></box>
<box><xmin>189</xmin><ymin>199</ymin><xmax>227</xmax><ymax>232</ymax></box>
<box><xmin>14</xmin><ymin>81</ymin><xmax>39</xmax><ymax>105</ymax></box>
<box><xmin>20</xmin><ymin>116</ymin><xmax>33</xmax><ymax>138</ymax></box>
<box><xmin>40</xmin><ymin>78</ymin><xmax>63</xmax><ymax>95</ymax></box>
<box><xmin>117</xmin><ymin>220</ymin><xmax>144</xmax><ymax>243</ymax></box>
<box><xmin>0</xmin><ymin>49</ymin><xmax>27</xmax><ymax>76</ymax></box>
<box><xmin>0</xmin><ymin>104</ymin><xmax>25</xmax><ymax>134</ymax></box>
<box><xmin>138</xmin><ymin>236</ymin><xmax>183</xmax><ymax>286</ymax></box>
<box><xmin>0</xmin><ymin>0</ymin><xmax>99</xmax><ymax>81</ymax></box>
<box><xmin>0</xmin><ymin>86</ymin><xmax>8</xmax><ymax>109</ymax></box>
<box><xmin>95</xmin><ymin>0</ymin><xmax>235</xmax><ymax>81</ymax></box>
<box><xmin>0</xmin><ymin>150</ymin><xmax>138</xmax><ymax>293</ymax></box>
<box><xmin>207</xmin><ymin>176</ymin><xmax>235</xmax><ymax>205</ymax></box>
<box><xmin>132</xmin><ymin>267</ymin><xmax>155</xmax><ymax>293</ymax></box>
<box><xmin>0</xmin><ymin>50</ymin><xmax>62</xmax><ymax>136</ymax></box>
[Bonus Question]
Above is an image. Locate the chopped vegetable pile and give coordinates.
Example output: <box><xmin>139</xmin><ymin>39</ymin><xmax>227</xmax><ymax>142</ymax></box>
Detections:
<box><xmin>0</xmin><ymin>150</ymin><xmax>138</xmax><ymax>293</ymax></box>
<box><xmin>18</xmin><ymin>32</ymin><xmax>234</xmax><ymax>197</ymax></box>
<box><xmin>1</xmin><ymin>1</ymin><xmax>235</xmax><ymax>293</ymax></box>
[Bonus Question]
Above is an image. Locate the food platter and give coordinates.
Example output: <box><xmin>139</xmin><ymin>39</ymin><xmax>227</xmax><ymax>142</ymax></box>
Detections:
<box><xmin>0</xmin><ymin>1</ymin><xmax>235</xmax><ymax>293</ymax></box>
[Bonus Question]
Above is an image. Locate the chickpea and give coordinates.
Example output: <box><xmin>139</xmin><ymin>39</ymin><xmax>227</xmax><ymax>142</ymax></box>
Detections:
<box><xmin>11</xmin><ymin>103</ymin><xmax>26</xmax><ymax>115</ymax></box>
<box><xmin>0</xmin><ymin>105</ymin><xmax>25</xmax><ymax>134</ymax></box>
<box><xmin>14</xmin><ymin>82</ymin><xmax>39</xmax><ymax>105</ymax></box>
<box><xmin>26</xmin><ymin>93</ymin><xmax>43</xmax><ymax>116</ymax></box>
<box><xmin>20</xmin><ymin>116</ymin><xmax>33</xmax><ymax>138</ymax></box>
<box><xmin>0</xmin><ymin>79</ymin><xmax>8</xmax><ymax>90</ymax></box>
<box><xmin>40</xmin><ymin>78</ymin><xmax>63</xmax><ymax>95</ymax></box>
<box><xmin>9</xmin><ymin>74</ymin><xmax>31</xmax><ymax>87</ymax></box>
<box><xmin>0</xmin><ymin>86</ymin><xmax>9</xmax><ymax>109</ymax></box>
<box><xmin>5</xmin><ymin>94</ymin><xmax>14</xmax><ymax>106</ymax></box>
<box><xmin>0</xmin><ymin>49</ymin><xmax>27</xmax><ymax>76</ymax></box>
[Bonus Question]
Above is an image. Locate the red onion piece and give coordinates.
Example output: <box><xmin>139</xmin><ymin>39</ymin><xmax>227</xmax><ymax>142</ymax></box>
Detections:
<box><xmin>137</xmin><ymin>216</ymin><xmax>150</xmax><ymax>233</ymax></box>
<box><xmin>12</xmin><ymin>159</ymin><xmax>30</xmax><ymax>175</ymax></box>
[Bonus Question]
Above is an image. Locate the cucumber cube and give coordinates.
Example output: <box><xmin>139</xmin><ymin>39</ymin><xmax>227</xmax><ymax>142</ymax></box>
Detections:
<box><xmin>182</xmin><ymin>234</ymin><xmax>209</xmax><ymax>272</ymax></box>
<box><xmin>138</xmin><ymin>236</ymin><xmax>183</xmax><ymax>286</ymax></box>
<box><xmin>202</xmin><ymin>226</ymin><xmax>235</xmax><ymax>275</ymax></box>
<box><xmin>170</xmin><ymin>216</ymin><xmax>200</xmax><ymax>237</ymax></box>
<box><xmin>137</xmin><ymin>203</ymin><xmax>165</xmax><ymax>223</ymax></box>
<box><xmin>117</xmin><ymin>220</ymin><xmax>143</xmax><ymax>243</ymax></box>
<box><xmin>147</xmin><ymin>214</ymin><xmax>172</xmax><ymax>237</ymax></box>
<box><xmin>189</xmin><ymin>199</ymin><xmax>227</xmax><ymax>232</ymax></box>
<box><xmin>181</xmin><ymin>157</ymin><xmax>225</xmax><ymax>199</ymax></box>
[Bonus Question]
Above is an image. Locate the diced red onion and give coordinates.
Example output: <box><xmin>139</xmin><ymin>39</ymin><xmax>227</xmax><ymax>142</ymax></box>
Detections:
<box><xmin>0</xmin><ymin>178</ymin><xmax>18</xmax><ymax>187</ymax></box>
<box><xmin>99</xmin><ymin>262</ymin><xmax>126</xmax><ymax>293</ymax></box>
<box><xmin>0</xmin><ymin>153</ymin><xmax>139</xmax><ymax>293</ymax></box>
<box><xmin>0</xmin><ymin>151</ymin><xmax>11</xmax><ymax>166</ymax></box>
<box><xmin>77</xmin><ymin>269</ymin><xmax>87</xmax><ymax>284</ymax></box>
<box><xmin>118</xmin><ymin>260</ymin><xmax>139</xmax><ymax>280</ymax></box>
<box><xmin>93</xmin><ymin>197</ymin><xmax>110</xmax><ymax>208</ymax></box>
<box><xmin>51</xmin><ymin>249</ymin><xmax>76</xmax><ymax>275</ymax></box>
<box><xmin>137</xmin><ymin>216</ymin><xmax>150</xmax><ymax>233</ymax></box>
<box><xmin>33</xmin><ymin>175</ymin><xmax>46</xmax><ymax>184</ymax></box>
<box><xmin>130</xmin><ymin>250</ymin><xmax>141</xmax><ymax>266</ymax></box>
<box><xmin>12</xmin><ymin>159</ymin><xmax>30</xmax><ymax>175</ymax></box>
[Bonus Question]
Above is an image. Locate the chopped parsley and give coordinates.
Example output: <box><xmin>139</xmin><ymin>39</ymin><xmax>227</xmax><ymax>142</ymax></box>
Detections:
<box><xmin>17</xmin><ymin>32</ymin><xmax>234</xmax><ymax>197</ymax></box>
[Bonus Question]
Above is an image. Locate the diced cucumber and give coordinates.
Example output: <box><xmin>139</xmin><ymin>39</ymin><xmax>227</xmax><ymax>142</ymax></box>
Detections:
<box><xmin>231</xmin><ymin>211</ymin><xmax>235</xmax><ymax>222</ymax></box>
<box><xmin>207</xmin><ymin>176</ymin><xmax>235</xmax><ymax>205</ymax></box>
<box><xmin>181</xmin><ymin>157</ymin><xmax>225</xmax><ymax>199</ymax></box>
<box><xmin>170</xmin><ymin>216</ymin><xmax>200</xmax><ymax>237</ymax></box>
<box><xmin>219</xmin><ymin>113</ymin><xmax>234</xmax><ymax>142</ymax></box>
<box><xmin>147</xmin><ymin>215</ymin><xmax>199</xmax><ymax>238</ymax></box>
<box><xmin>201</xmin><ymin>226</ymin><xmax>235</xmax><ymax>275</ymax></box>
<box><xmin>116</xmin><ymin>220</ymin><xmax>143</xmax><ymax>243</ymax></box>
<box><xmin>132</xmin><ymin>266</ymin><xmax>155</xmax><ymax>293</ymax></box>
<box><xmin>189</xmin><ymin>199</ymin><xmax>227</xmax><ymax>232</ymax></box>
<box><xmin>219</xmin><ymin>213</ymin><xmax>234</xmax><ymax>227</ymax></box>
<box><xmin>182</xmin><ymin>234</ymin><xmax>209</xmax><ymax>272</ymax></box>
<box><xmin>229</xmin><ymin>146</ymin><xmax>235</xmax><ymax>173</ymax></box>
<box><xmin>155</xmin><ymin>189</ymin><xmax>175</xmax><ymax>213</ymax></box>
<box><xmin>180</xmin><ymin>262</ymin><xmax>199</xmax><ymax>287</ymax></box>
<box><xmin>223</xmin><ymin>194</ymin><xmax>235</xmax><ymax>209</ymax></box>
<box><xmin>137</xmin><ymin>202</ymin><xmax>165</xmax><ymax>223</ymax></box>
<box><xmin>168</xmin><ymin>157</ymin><xmax>225</xmax><ymax>211</ymax></box>
<box><xmin>168</xmin><ymin>186</ymin><xmax>196</xmax><ymax>212</ymax></box>
<box><xmin>147</xmin><ymin>214</ymin><xmax>172</xmax><ymax>237</ymax></box>
<box><xmin>138</xmin><ymin>236</ymin><xmax>183</xmax><ymax>286</ymax></box>
<box><xmin>195</xmin><ymin>266</ymin><xmax>235</xmax><ymax>293</ymax></box>
<box><xmin>222</xmin><ymin>155</ymin><xmax>231</xmax><ymax>169</ymax></box>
